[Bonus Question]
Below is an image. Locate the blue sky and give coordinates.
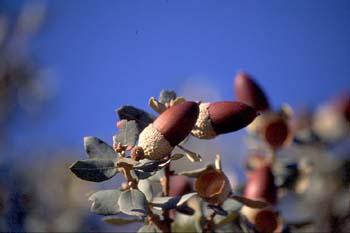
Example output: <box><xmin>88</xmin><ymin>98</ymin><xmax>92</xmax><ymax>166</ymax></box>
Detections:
<box><xmin>7</xmin><ymin>0</ymin><xmax>350</xmax><ymax>156</ymax></box>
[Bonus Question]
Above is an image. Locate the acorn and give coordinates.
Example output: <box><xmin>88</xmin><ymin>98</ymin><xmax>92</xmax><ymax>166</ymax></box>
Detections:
<box><xmin>241</xmin><ymin>207</ymin><xmax>281</xmax><ymax>233</ymax></box>
<box><xmin>191</xmin><ymin>101</ymin><xmax>258</xmax><ymax>139</ymax></box>
<box><xmin>169</xmin><ymin>175</ymin><xmax>192</xmax><ymax>197</ymax></box>
<box><xmin>247</xmin><ymin>111</ymin><xmax>293</xmax><ymax>149</ymax></box>
<box><xmin>263</xmin><ymin>116</ymin><xmax>292</xmax><ymax>149</ymax></box>
<box><xmin>244</xmin><ymin>165</ymin><xmax>277</xmax><ymax>205</ymax></box>
<box><xmin>138</xmin><ymin>101</ymin><xmax>199</xmax><ymax>160</ymax></box>
<box><xmin>234</xmin><ymin>71</ymin><xmax>270</xmax><ymax>111</ymax></box>
<box><xmin>254</xmin><ymin>209</ymin><xmax>279</xmax><ymax>233</ymax></box>
<box><xmin>194</xmin><ymin>168</ymin><xmax>231</xmax><ymax>204</ymax></box>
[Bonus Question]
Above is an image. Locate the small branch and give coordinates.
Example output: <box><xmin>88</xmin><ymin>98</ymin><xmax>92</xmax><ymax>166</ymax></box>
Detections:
<box><xmin>202</xmin><ymin>211</ymin><xmax>217</xmax><ymax>233</ymax></box>
<box><xmin>160</xmin><ymin>162</ymin><xmax>172</xmax><ymax>232</ymax></box>
<box><xmin>268</xmin><ymin>148</ymin><xmax>277</xmax><ymax>166</ymax></box>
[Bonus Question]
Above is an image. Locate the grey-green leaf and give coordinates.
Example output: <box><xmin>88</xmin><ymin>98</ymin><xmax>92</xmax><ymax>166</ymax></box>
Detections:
<box><xmin>159</xmin><ymin>89</ymin><xmax>176</xmax><ymax>104</ymax></box>
<box><xmin>222</xmin><ymin>198</ymin><xmax>243</xmax><ymax>213</ymax></box>
<box><xmin>102</xmin><ymin>216</ymin><xmax>142</xmax><ymax>226</ymax></box>
<box><xmin>69</xmin><ymin>159</ymin><xmax>118</xmax><ymax>182</ymax></box>
<box><xmin>207</xmin><ymin>204</ymin><xmax>228</xmax><ymax>216</ymax></box>
<box><xmin>138</xmin><ymin>224</ymin><xmax>162</xmax><ymax>233</ymax></box>
<box><xmin>178</xmin><ymin>164</ymin><xmax>214</xmax><ymax>177</ymax></box>
<box><xmin>118</xmin><ymin>189</ymin><xmax>149</xmax><ymax>217</ymax></box>
<box><xmin>114</xmin><ymin>120</ymin><xmax>139</xmax><ymax>147</ymax></box>
<box><xmin>138</xmin><ymin>179</ymin><xmax>153</xmax><ymax>202</ymax></box>
<box><xmin>117</xmin><ymin>105</ymin><xmax>156</xmax><ymax>131</ymax></box>
<box><xmin>89</xmin><ymin>190</ymin><xmax>121</xmax><ymax>215</ymax></box>
<box><xmin>151</xmin><ymin>192</ymin><xmax>197</xmax><ymax>210</ymax></box>
<box><xmin>84</xmin><ymin>136</ymin><xmax>118</xmax><ymax>160</ymax></box>
<box><xmin>230</xmin><ymin>195</ymin><xmax>268</xmax><ymax>209</ymax></box>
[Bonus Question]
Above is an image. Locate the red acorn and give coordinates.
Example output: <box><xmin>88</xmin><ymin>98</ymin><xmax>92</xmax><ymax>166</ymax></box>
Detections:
<box><xmin>263</xmin><ymin>116</ymin><xmax>291</xmax><ymax>149</ymax></box>
<box><xmin>191</xmin><ymin>101</ymin><xmax>258</xmax><ymax>139</ymax></box>
<box><xmin>169</xmin><ymin>175</ymin><xmax>192</xmax><ymax>197</ymax></box>
<box><xmin>254</xmin><ymin>209</ymin><xmax>279</xmax><ymax>233</ymax></box>
<box><xmin>138</xmin><ymin>101</ymin><xmax>199</xmax><ymax>160</ymax></box>
<box><xmin>244</xmin><ymin>165</ymin><xmax>277</xmax><ymax>205</ymax></box>
<box><xmin>168</xmin><ymin>176</ymin><xmax>193</xmax><ymax>219</ymax></box>
<box><xmin>234</xmin><ymin>72</ymin><xmax>270</xmax><ymax>111</ymax></box>
<box><xmin>334</xmin><ymin>91</ymin><xmax>350</xmax><ymax>122</ymax></box>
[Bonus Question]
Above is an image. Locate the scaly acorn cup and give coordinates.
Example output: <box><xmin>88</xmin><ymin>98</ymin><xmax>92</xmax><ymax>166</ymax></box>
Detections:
<box><xmin>194</xmin><ymin>168</ymin><xmax>231</xmax><ymax>205</ymax></box>
<box><xmin>191</xmin><ymin>101</ymin><xmax>258</xmax><ymax>139</ymax></box>
<box><xmin>244</xmin><ymin>165</ymin><xmax>277</xmax><ymax>205</ymax></box>
<box><xmin>234</xmin><ymin>71</ymin><xmax>270</xmax><ymax>112</ymax></box>
<box><xmin>138</xmin><ymin>101</ymin><xmax>199</xmax><ymax>160</ymax></box>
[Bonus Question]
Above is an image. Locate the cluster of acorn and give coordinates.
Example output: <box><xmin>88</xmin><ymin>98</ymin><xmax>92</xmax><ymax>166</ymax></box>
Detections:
<box><xmin>136</xmin><ymin>97</ymin><xmax>258</xmax><ymax>161</ymax></box>
<box><xmin>134</xmin><ymin>70</ymin><xmax>293</xmax><ymax>164</ymax></box>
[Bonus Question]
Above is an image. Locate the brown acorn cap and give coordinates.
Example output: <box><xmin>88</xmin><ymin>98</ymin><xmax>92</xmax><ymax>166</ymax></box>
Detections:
<box><xmin>208</xmin><ymin>101</ymin><xmax>258</xmax><ymax>135</ymax></box>
<box><xmin>234</xmin><ymin>72</ymin><xmax>270</xmax><ymax>111</ymax></box>
<box><xmin>153</xmin><ymin>101</ymin><xmax>199</xmax><ymax>146</ymax></box>
<box><xmin>194</xmin><ymin>168</ymin><xmax>231</xmax><ymax>204</ymax></box>
<box><xmin>244</xmin><ymin>165</ymin><xmax>277</xmax><ymax>205</ymax></box>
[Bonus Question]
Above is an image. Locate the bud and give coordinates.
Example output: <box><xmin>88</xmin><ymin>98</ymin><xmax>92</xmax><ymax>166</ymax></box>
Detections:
<box><xmin>234</xmin><ymin>71</ymin><xmax>270</xmax><ymax>111</ymax></box>
<box><xmin>194</xmin><ymin>168</ymin><xmax>231</xmax><ymax>204</ymax></box>
<box><xmin>130</xmin><ymin>146</ymin><xmax>145</xmax><ymax>161</ymax></box>
<box><xmin>191</xmin><ymin>101</ymin><xmax>258</xmax><ymax>139</ymax></box>
<box><xmin>138</xmin><ymin>101</ymin><xmax>199</xmax><ymax>160</ymax></box>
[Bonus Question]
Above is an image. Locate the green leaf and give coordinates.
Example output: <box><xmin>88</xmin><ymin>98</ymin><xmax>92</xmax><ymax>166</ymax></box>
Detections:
<box><xmin>159</xmin><ymin>89</ymin><xmax>176</xmax><ymax>104</ymax></box>
<box><xmin>138</xmin><ymin>179</ymin><xmax>153</xmax><ymax>202</ymax></box>
<box><xmin>84</xmin><ymin>136</ymin><xmax>118</xmax><ymax>160</ymax></box>
<box><xmin>230</xmin><ymin>195</ymin><xmax>269</xmax><ymax>209</ymax></box>
<box><xmin>138</xmin><ymin>224</ymin><xmax>162</xmax><ymax>233</ymax></box>
<box><xmin>117</xmin><ymin>105</ymin><xmax>156</xmax><ymax>131</ymax></box>
<box><xmin>178</xmin><ymin>164</ymin><xmax>214</xmax><ymax>177</ymax></box>
<box><xmin>118</xmin><ymin>189</ymin><xmax>149</xmax><ymax>217</ymax></box>
<box><xmin>89</xmin><ymin>190</ymin><xmax>121</xmax><ymax>215</ymax></box>
<box><xmin>102</xmin><ymin>216</ymin><xmax>142</xmax><ymax>226</ymax></box>
<box><xmin>114</xmin><ymin>120</ymin><xmax>139</xmax><ymax>147</ymax></box>
<box><xmin>69</xmin><ymin>159</ymin><xmax>117</xmax><ymax>182</ymax></box>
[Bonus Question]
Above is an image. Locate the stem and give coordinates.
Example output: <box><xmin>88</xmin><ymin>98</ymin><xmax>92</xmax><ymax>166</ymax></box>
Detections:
<box><xmin>268</xmin><ymin>148</ymin><xmax>277</xmax><ymax>166</ymax></box>
<box><xmin>202</xmin><ymin>211</ymin><xmax>217</xmax><ymax>233</ymax></box>
<box><xmin>160</xmin><ymin>162</ymin><xmax>172</xmax><ymax>232</ymax></box>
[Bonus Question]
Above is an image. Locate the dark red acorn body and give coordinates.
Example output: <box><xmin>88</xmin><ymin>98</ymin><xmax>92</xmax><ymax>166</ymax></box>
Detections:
<box><xmin>234</xmin><ymin>72</ymin><xmax>270</xmax><ymax>111</ymax></box>
<box><xmin>153</xmin><ymin>101</ymin><xmax>199</xmax><ymax>146</ymax></box>
<box><xmin>208</xmin><ymin>101</ymin><xmax>258</xmax><ymax>135</ymax></box>
<box><xmin>244</xmin><ymin>165</ymin><xmax>277</xmax><ymax>205</ymax></box>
